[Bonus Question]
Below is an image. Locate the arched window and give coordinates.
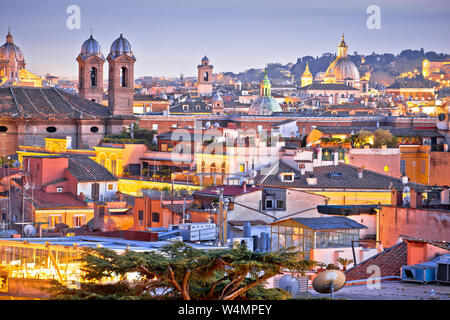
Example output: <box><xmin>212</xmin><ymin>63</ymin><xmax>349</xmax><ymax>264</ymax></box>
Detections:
<box><xmin>211</xmin><ymin>163</ymin><xmax>216</xmax><ymax>173</ymax></box>
<box><xmin>80</xmin><ymin>67</ymin><xmax>83</xmax><ymax>88</ymax></box>
<box><xmin>221</xmin><ymin>162</ymin><xmax>226</xmax><ymax>173</ymax></box>
<box><xmin>201</xmin><ymin>161</ymin><xmax>205</xmax><ymax>173</ymax></box>
<box><xmin>121</xmin><ymin>67</ymin><xmax>128</xmax><ymax>87</ymax></box>
<box><xmin>90</xmin><ymin>67</ymin><xmax>97</xmax><ymax>87</ymax></box>
<box><xmin>341</xmin><ymin>93</ymin><xmax>345</xmax><ymax>98</ymax></box>
<box><xmin>203</xmin><ymin>71</ymin><xmax>208</xmax><ymax>82</ymax></box>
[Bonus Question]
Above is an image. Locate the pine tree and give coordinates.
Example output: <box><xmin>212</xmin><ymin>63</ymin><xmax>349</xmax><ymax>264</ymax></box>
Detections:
<box><xmin>51</xmin><ymin>242</ymin><xmax>316</xmax><ymax>300</ymax></box>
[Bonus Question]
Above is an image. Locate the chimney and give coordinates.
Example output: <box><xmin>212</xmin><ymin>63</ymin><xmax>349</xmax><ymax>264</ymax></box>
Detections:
<box><xmin>391</xmin><ymin>188</ymin><xmax>403</xmax><ymax>206</ymax></box>
<box><xmin>410</xmin><ymin>189</ymin><xmax>423</xmax><ymax>209</ymax></box>
<box><xmin>333</xmin><ymin>152</ymin><xmax>339</xmax><ymax>165</ymax></box>
<box><xmin>115</xmin><ymin>191</ymin><xmax>122</xmax><ymax>201</ymax></box>
<box><xmin>401</xmin><ymin>176</ymin><xmax>409</xmax><ymax>184</ymax></box>
<box><xmin>77</xmin><ymin>192</ymin><xmax>85</xmax><ymax>202</ymax></box>
<box><xmin>357</xmin><ymin>167</ymin><xmax>363</xmax><ymax>179</ymax></box>
<box><xmin>306</xmin><ymin>176</ymin><xmax>317</xmax><ymax>185</ymax></box>
<box><xmin>243</xmin><ymin>180</ymin><xmax>247</xmax><ymax>193</ymax></box>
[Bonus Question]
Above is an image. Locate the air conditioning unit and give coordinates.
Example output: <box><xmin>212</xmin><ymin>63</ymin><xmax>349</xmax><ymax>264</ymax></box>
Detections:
<box><xmin>401</xmin><ymin>263</ymin><xmax>436</xmax><ymax>284</ymax></box>
<box><xmin>437</xmin><ymin>262</ymin><xmax>450</xmax><ymax>284</ymax></box>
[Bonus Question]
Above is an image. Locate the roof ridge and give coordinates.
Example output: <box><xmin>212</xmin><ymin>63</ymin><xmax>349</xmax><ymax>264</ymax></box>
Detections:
<box><xmin>52</xmin><ymin>87</ymin><xmax>85</xmax><ymax>119</ymax></box>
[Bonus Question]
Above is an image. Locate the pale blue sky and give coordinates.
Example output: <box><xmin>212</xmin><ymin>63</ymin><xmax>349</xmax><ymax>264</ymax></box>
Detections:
<box><xmin>1</xmin><ymin>0</ymin><xmax>449</xmax><ymax>78</ymax></box>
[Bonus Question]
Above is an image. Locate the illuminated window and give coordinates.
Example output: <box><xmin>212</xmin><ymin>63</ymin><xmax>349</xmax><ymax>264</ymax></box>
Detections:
<box><xmin>74</xmin><ymin>216</ymin><xmax>84</xmax><ymax>227</ymax></box>
<box><xmin>211</xmin><ymin>163</ymin><xmax>216</xmax><ymax>173</ymax></box>
<box><xmin>111</xmin><ymin>160</ymin><xmax>117</xmax><ymax>175</ymax></box>
<box><xmin>221</xmin><ymin>162</ymin><xmax>226</xmax><ymax>173</ymax></box>
<box><xmin>108</xmin><ymin>184</ymin><xmax>114</xmax><ymax>190</ymax></box>
<box><xmin>50</xmin><ymin>215</ymin><xmax>62</xmax><ymax>228</ymax></box>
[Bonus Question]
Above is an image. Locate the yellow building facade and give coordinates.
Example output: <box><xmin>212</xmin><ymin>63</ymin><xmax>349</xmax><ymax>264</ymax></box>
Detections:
<box><xmin>399</xmin><ymin>145</ymin><xmax>430</xmax><ymax>184</ymax></box>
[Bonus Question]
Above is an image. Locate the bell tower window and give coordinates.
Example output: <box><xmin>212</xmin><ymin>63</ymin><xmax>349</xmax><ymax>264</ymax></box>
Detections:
<box><xmin>203</xmin><ymin>71</ymin><xmax>208</xmax><ymax>82</ymax></box>
<box><xmin>90</xmin><ymin>67</ymin><xmax>97</xmax><ymax>87</ymax></box>
<box><xmin>121</xmin><ymin>67</ymin><xmax>128</xmax><ymax>87</ymax></box>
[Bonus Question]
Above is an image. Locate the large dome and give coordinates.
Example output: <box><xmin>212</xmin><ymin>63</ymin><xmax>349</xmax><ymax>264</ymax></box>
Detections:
<box><xmin>0</xmin><ymin>30</ymin><xmax>25</xmax><ymax>63</ymax></box>
<box><xmin>326</xmin><ymin>57</ymin><xmax>360</xmax><ymax>82</ymax></box>
<box><xmin>110</xmin><ymin>34</ymin><xmax>133</xmax><ymax>58</ymax></box>
<box><xmin>80</xmin><ymin>35</ymin><xmax>103</xmax><ymax>58</ymax></box>
<box><xmin>248</xmin><ymin>96</ymin><xmax>282</xmax><ymax>115</ymax></box>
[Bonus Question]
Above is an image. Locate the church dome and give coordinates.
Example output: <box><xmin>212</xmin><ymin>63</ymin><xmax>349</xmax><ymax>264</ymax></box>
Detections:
<box><xmin>324</xmin><ymin>34</ymin><xmax>360</xmax><ymax>82</ymax></box>
<box><xmin>80</xmin><ymin>35</ymin><xmax>103</xmax><ymax>58</ymax></box>
<box><xmin>326</xmin><ymin>57</ymin><xmax>360</xmax><ymax>81</ymax></box>
<box><xmin>110</xmin><ymin>34</ymin><xmax>134</xmax><ymax>59</ymax></box>
<box><xmin>248</xmin><ymin>96</ymin><xmax>282</xmax><ymax>115</ymax></box>
<box><xmin>0</xmin><ymin>29</ymin><xmax>25</xmax><ymax>63</ymax></box>
<box><xmin>202</xmin><ymin>56</ymin><xmax>209</xmax><ymax>62</ymax></box>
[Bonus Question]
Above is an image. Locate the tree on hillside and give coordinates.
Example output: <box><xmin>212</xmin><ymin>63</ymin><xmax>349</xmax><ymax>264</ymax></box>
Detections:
<box><xmin>50</xmin><ymin>242</ymin><xmax>316</xmax><ymax>300</ymax></box>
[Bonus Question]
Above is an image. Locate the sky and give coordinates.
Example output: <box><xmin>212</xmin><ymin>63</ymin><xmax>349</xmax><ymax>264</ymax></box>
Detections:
<box><xmin>1</xmin><ymin>0</ymin><xmax>450</xmax><ymax>78</ymax></box>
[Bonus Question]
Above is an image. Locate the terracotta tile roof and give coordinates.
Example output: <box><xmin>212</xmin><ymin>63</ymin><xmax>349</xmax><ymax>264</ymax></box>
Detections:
<box><xmin>344</xmin><ymin>242</ymin><xmax>407</xmax><ymax>281</ymax></box>
<box><xmin>255</xmin><ymin>160</ymin><xmax>425</xmax><ymax>190</ymax></box>
<box><xmin>0</xmin><ymin>86</ymin><xmax>112</xmax><ymax>120</ymax></box>
<box><xmin>162</xmin><ymin>203</ymin><xmax>184</xmax><ymax>215</ymax></box>
<box><xmin>68</xmin><ymin>157</ymin><xmax>118</xmax><ymax>182</ymax></box>
<box><xmin>29</xmin><ymin>190</ymin><xmax>87</xmax><ymax>209</ymax></box>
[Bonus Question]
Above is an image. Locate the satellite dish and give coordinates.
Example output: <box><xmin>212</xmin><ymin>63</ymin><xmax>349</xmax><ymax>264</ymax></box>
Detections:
<box><xmin>278</xmin><ymin>275</ymin><xmax>300</xmax><ymax>296</ymax></box>
<box><xmin>23</xmin><ymin>224</ymin><xmax>36</xmax><ymax>237</ymax></box>
<box><xmin>249</xmin><ymin>169</ymin><xmax>257</xmax><ymax>178</ymax></box>
<box><xmin>312</xmin><ymin>270</ymin><xmax>346</xmax><ymax>298</ymax></box>
<box><xmin>438</xmin><ymin>113</ymin><xmax>446</xmax><ymax>121</ymax></box>
<box><xmin>205</xmin><ymin>121</ymin><xmax>211</xmax><ymax>129</ymax></box>
<box><xmin>214</xmin><ymin>122</ymin><xmax>220</xmax><ymax>128</ymax></box>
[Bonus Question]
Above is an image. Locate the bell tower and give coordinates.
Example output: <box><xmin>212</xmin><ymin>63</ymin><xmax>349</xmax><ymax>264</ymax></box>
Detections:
<box><xmin>77</xmin><ymin>34</ymin><xmax>105</xmax><ymax>104</ymax></box>
<box><xmin>197</xmin><ymin>55</ymin><xmax>213</xmax><ymax>95</ymax></box>
<box><xmin>107</xmin><ymin>34</ymin><xmax>136</xmax><ymax>116</ymax></box>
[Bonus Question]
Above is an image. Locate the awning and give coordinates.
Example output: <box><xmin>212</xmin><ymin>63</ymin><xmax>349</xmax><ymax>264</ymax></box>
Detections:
<box><xmin>317</xmin><ymin>205</ymin><xmax>379</xmax><ymax>216</ymax></box>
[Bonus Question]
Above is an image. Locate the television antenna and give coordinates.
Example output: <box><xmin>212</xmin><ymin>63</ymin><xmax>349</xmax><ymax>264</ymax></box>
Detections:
<box><xmin>312</xmin><ymin>270</ymin><xmax>346</xmax><ymax>299</ymax></box>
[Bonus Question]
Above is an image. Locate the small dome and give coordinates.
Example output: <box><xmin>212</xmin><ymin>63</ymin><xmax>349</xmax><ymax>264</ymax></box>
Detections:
<box><xmin>202</xmin><ymin>55</ymin><xmax>209</xmax><ymax>62</ymax></box>
<box><xmin>0</xmin><ymin>29</ymin><xmax>25</xmax><ymax>62</ymax></box>
<box><xmin>80</xmin><ymin>35</ymin><xmax>103</xmax><ymax>58</ymax></box>
<box><xmin>110</xmin><ymin>34</ymin><xmax>134</xmax><ymax>58</ymax></box>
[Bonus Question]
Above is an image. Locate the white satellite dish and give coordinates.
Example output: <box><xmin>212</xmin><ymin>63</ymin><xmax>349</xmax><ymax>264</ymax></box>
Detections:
<box><xmin>23</xmin><ymin>224</ymin><xmax>36</xmax><ymax>237</ymax></box>
<box><xmin>249</xmin><ymin>169</ymin><xmax>257</xmax><ymax>178</ymax></box>
<box><xmin>214</xmin><ymin>122</ymin><xmax>220</xmax><ymax>128</ymax></box>
<box><xmin>205</xmin><ymin>121</ymin><xmax>211</xmax><ymax>129</ymax></box>
<box><xmin>278</xmin><ymin>275</ymin><xmax>300</xmax><ymax>296</ymax></box>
